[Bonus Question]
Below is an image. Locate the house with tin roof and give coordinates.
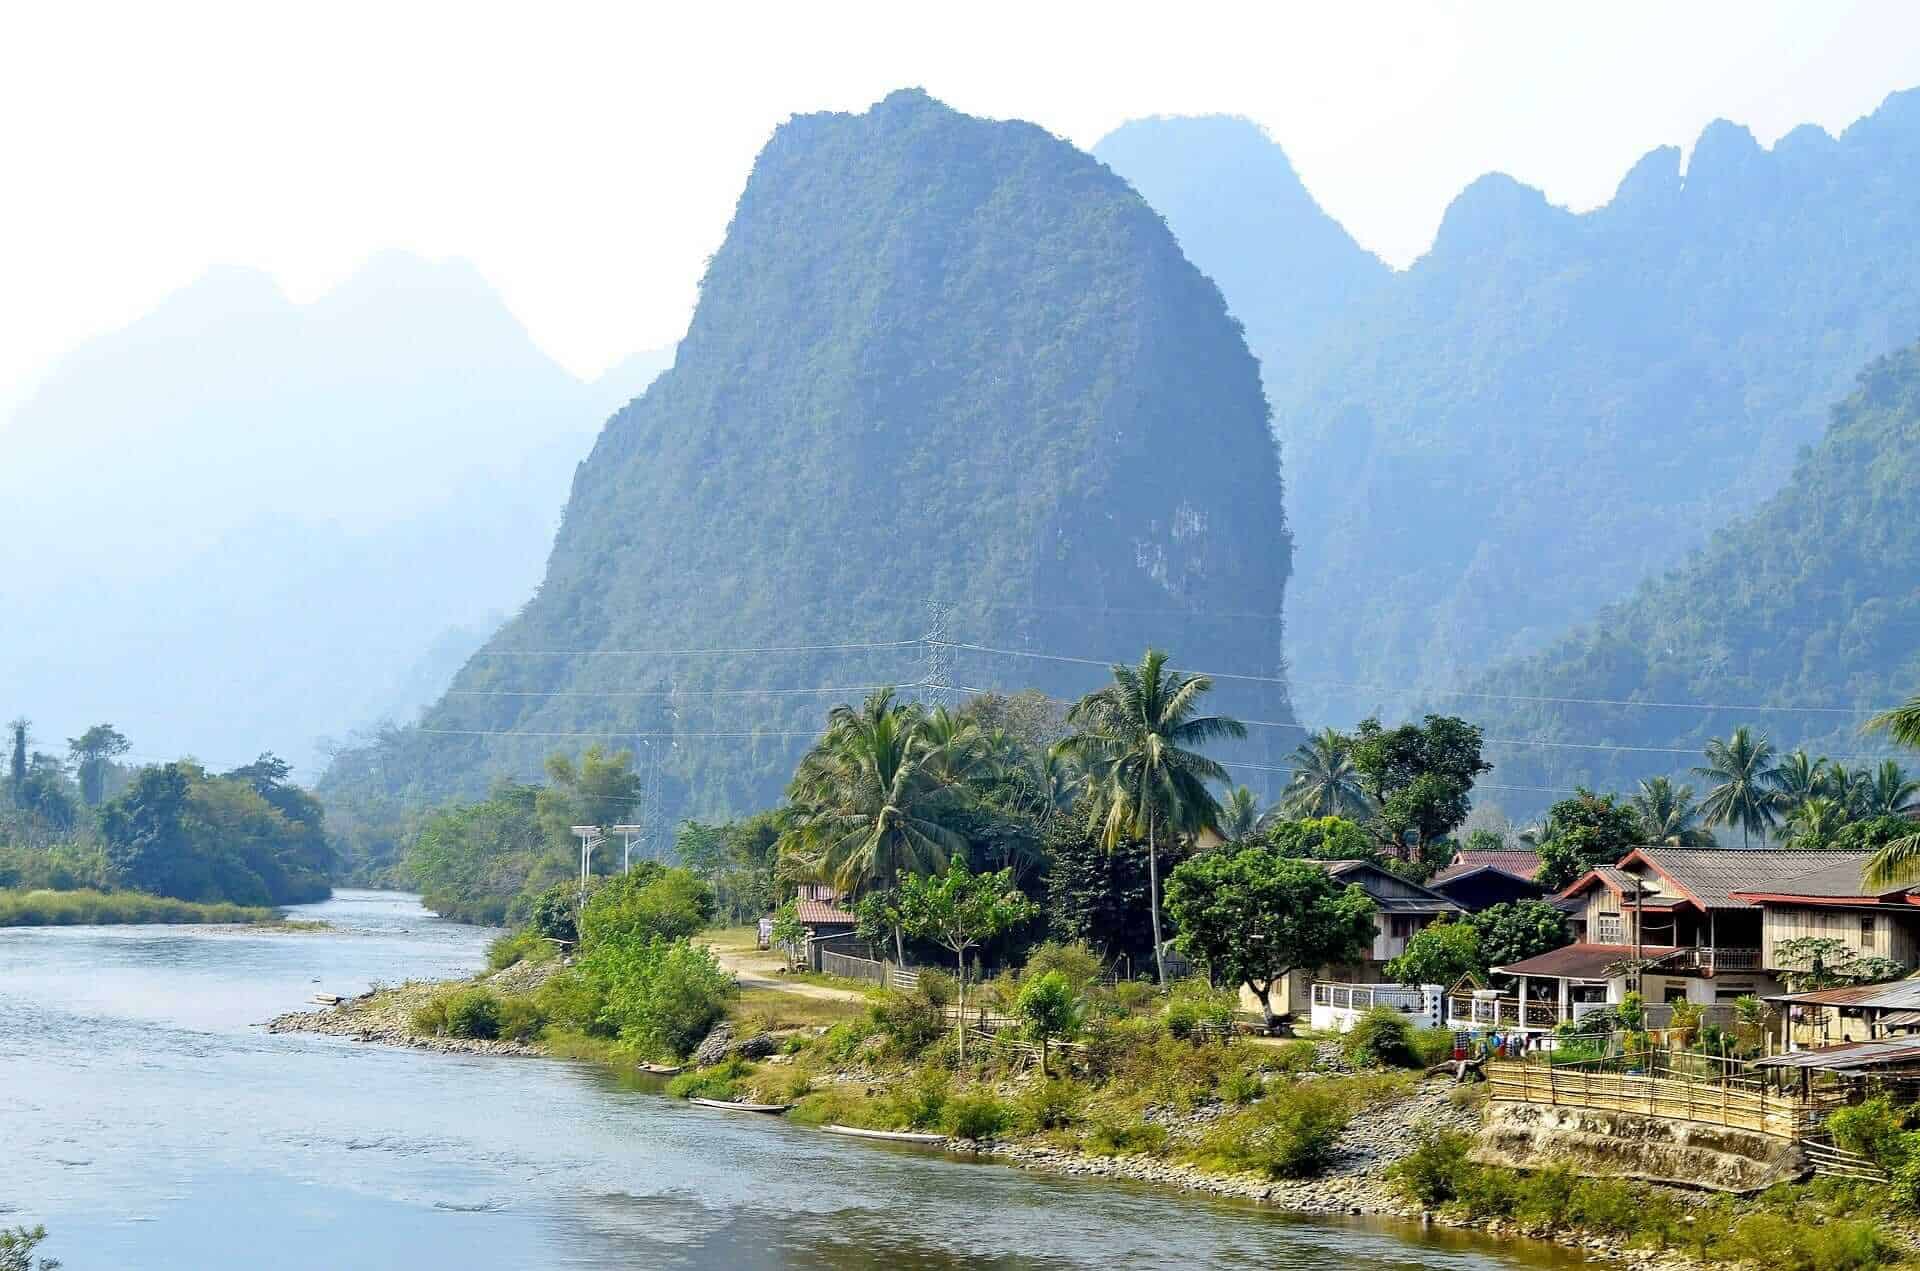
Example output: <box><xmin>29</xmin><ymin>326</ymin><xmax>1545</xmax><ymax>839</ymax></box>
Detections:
<box><xmin>1450</xmin><ymin>848</ymin><xmax>1882</xmax><ymax>1034</ymax></box>
<box><xmin>1427</xmin><ymin>848</ymin><xmax>1546</xmax><ymax>911</ymax></box>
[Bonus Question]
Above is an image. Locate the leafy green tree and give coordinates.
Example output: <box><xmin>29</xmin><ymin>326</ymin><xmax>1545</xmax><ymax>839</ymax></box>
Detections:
<box><xmin>1041</xmin><ymin>803</ymin><xmax>1157</xmax><ymax>967</ymax></box>
<box><xmin>1383</xmin><ymin>921</ymin><xmax>1480</xmax><ymax>986</ymax></box>
<box><xmin>1466</xmin><ymin>900</ymin><xmax>1571</xmax><ymax>971</ymax></box>
<box><xmin>1832</xmin><ymin>815</ymin><xmax>1920</xmax><ymax>855</ymax></box>
<box><xmin>579</xmin><ymin>866</ymin><xmax>711</xmax><ymax>951</ymax></box>
<box><xmin>1535</xmin><ymin>789</ymin><xmax>1644</xmax><ymax>891</ymax></box>
<box><xmin>407</xmin><ymin>782</ymin><xmax>547</xmax><ymax>924</ymax></box>
<box><xmin>853</xmin><ymin>886</ymin><xmax>907</xmax><ymax>965</ymax></box>
<box><xmin>1015</xmin><ymin>970</ymin><xmax>1082</xmax><ymax>1076</ymax></box>
<box><xmin>0</xmin><ymin>1223</ymin><xmax>59</xmax><ymax>1271</ymax></box>
<box><xmin>898</xmin><ymin>860</ymin><xmax>1038</xmax><ymax>1058</ymax></box>
<box><xmin>7</xmin><ymin>718</ymin><xmax>28</xmax><ymax>808</ymax></box>
<box><xmin>1164</xmin><ymin>847</ymin><xmax>1377</xmax><ymax>1029</ymax></box>
<box><xmin>1694</xmin><ymin>727</ymin><xmax>1780</xmax><ymax>848</ymax></box>
<box><xmin>66</xmin><ymin>724</ymin><xmax>130</xmax><ymax>807</ymax></box>
<box><xmin>783</xmin><ymin>688</ymin><xmax>966</xmax><ymax>895</ymax></box>
<box><xmin>1263</xmin><ymin>815</ymin><xmax>1379</xmax><ymax>863</ymax></box>
<box><xmin>1345</xmin><ymin>715</ymin><xmax>1491</xmax><ymax>861</ymax></box>
<box><xmin>1056</xmin><ymin>648</ymin><xmax>1245</xmax><ymax>986</ymax></box>
<box><xmin>1219</xmin><ymin>786</ymin><xmax>1261</xmax><ymax>841</ymax></box>
<box><xmin>535</xmin><ymin>745</ymin><xmax>643</xmax><ymax>857</ymax></box>
<box><xmin>676</xmin><ymin>812</ymin><xmax>783</xmax><ymax>923</ymax></box>
<box><xmin>1278</xmin><ymin>727</ymin><xmax>1374</xmax><ymax>820</ymax></box>
<box><xmin>1629</xmin><ymin>777</ymin><xmax>1716</xmax><ymax>847</ymax></box>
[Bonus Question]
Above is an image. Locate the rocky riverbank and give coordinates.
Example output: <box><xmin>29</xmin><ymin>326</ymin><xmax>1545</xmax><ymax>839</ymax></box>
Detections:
<box><xmin>265</xmin><ymin>961</ymin><xmax>557</xmax><ymax>1058</ymax></box>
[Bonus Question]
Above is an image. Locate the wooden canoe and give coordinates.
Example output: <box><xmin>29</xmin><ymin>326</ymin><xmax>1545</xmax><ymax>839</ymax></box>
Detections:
<box><xmin>637</xmin><ymin>1063</ymin><xmax>685</xmax><ymax>1076</ymax></box>
<box><xmin>820</xmin><ymin>1124</ymin><xmax>947</xmax><ymax>1145</ymax></box>
<box><xmin>688</xmin><ymin>1097</ymin><xmax>792</xmax><ymax>1114</ymax></box>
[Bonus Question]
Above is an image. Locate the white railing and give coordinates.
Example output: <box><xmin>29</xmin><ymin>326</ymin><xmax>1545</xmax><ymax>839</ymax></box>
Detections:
<box><xmin>1447</xmin><ymin>993</ymin><xmax>1565</xmax><ymax>1030</ymax></box>
<box><xmin>1312</xmin><ymin>982</ymin><xmax>1443</xmax><ymax>1032</ymax></box>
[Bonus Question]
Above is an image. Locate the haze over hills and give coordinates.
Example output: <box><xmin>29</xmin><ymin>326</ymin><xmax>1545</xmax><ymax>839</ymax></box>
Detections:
<box><xmin>1462</xmin><ymin>344</ymin><xmax>1920</xmax><ymax>811</ymax></box>
<box><xmin>321</xmin><ymin>88</ymin><xmax>1297</xmax><ymax>837</ymax></box>
<box><xmin>0</xmin><ymin>253</ymin><xmax>670</xmax><ymax>774</ymax></box>
<box><xmin>1097</xmin><ymin>89</ymin><xmax>1920</xmax><ymax>733</ymax></box>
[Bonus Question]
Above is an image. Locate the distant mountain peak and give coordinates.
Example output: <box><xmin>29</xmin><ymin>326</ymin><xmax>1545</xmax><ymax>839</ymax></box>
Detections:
<box><xmin>1426</xmin><ymin>172</ymin><xmax>1571</xmax><ymax>260</ymax></box>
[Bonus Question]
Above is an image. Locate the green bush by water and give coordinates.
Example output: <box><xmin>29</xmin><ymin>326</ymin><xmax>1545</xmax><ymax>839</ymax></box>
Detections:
<box><xmin>0</xmin><ymin>887</ymin><xmax>277</xmax><ymax>926</ymax></box>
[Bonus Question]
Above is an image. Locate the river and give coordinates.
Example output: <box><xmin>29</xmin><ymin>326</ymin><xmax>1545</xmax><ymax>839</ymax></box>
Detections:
<box><xmin>0</xmin><ymin>890</ymin><xmax>1573</xmax><ymax>1269</ymax></box>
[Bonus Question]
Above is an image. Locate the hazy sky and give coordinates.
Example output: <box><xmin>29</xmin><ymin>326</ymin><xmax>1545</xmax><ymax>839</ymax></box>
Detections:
<box><xmin>5</xmin><ymin>1</ymin><xmax>1919</xmax><ymax>402</ymax></box>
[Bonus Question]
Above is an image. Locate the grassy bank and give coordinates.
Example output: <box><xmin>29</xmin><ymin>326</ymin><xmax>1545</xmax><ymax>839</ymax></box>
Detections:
<box><xmin>0</xmin><ymin>887</ymin><xmax>283</xmax><ymax>926</ymax></box>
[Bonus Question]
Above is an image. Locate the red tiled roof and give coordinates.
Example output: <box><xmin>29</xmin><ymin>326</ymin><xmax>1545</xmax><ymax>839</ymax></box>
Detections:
<box><xmin>1493</xmin><ymin>943</ymin><xmax>1682</xmax><ymax>979</ymax></box>
<box><xmin>795</xmin><ymin>898</ymin><xmax>856</xmax><ymax>925</ymax></box>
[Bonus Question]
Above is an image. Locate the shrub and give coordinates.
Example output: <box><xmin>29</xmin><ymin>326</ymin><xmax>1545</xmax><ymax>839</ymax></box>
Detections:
<box><xmin>666</xmin><ymin>1058</ymin><xmax>750</xmax><ymax>1101</ymax></box>
<box><xmin>915</xmin><ymin>967</ymin><xmax>957</xmax><ymax>1009</ymax></box>
<box><xmin>1411</xmin><ymin>1025</ymin><xmax>1455</xmax><ymax>1067</ymax></box>
<box><xmin>944</xmin><ymin>1093</ymin><xmax>1015</xmax><ymax>1141</ymax></box>
<box><xmin>1085</xmin><ymin>1114</ymin><xmax>1169</xmax><ymax>1156</ymax></box>
<box><xmin>1165</xmin><ymin>980</ymin><xmax>1235</xmax><ymax>1040</ymax></box>
<box><xmin>1829</xmin><ymin>1097</ymin><xmax>1911</xmax><ymax>1171</ymax></box>
<box><xmin>579</xmin><ymin>867</ymin><xmax>714</xmax><ymax>951</ymax></box>
<box><xmin>1219</xmin><ymin>1065</ymin><xmax>1265</xmax><ymax>1105</ymax></box>
<box><xmin>526</xmin><ymin>880</ymin><xmax>586</xmax><ymax>943</ymax></box>
<box><xmin>1269</xmin><ymin>1039</ymin><xmax>1320</xmax><ymax>1074</ymax></box>
<box><xmin>533</xmin><ymin>967</ymin><xmax>607</xmax><ymax>1035</ymax></box>
<box><xmin>1023</xmin><ymin>941</ymin><xmax>1103</xmax><ymax>991</ymax></box>
<box><xmin>1200</xmin><ymin>1083</ymin><xmax>1352</xmax><ymax>1178</ymax></box>
<box><xmin>1108</xmin><ymin>980</ymin><xmax>1155</xmax><ymax>1014</ymax></box>
<box><xmin>1390</xmin><ymin>1125</ymin><xmax>1474</xmax><ymax>1206</ymax></box>
<box><xmin>581</xmin><ymin>937</ymin><xmax>736</xmax><ymax>1059</ymax></box>
<box><xmin>445</xmin><ymin>989</ymin><xmax>503</xmax><ymax>1039</ymax></box>
<box><xmin>1344</xmin><ymin>1006</ymin><xmax>1418</xmax><ymax>1068</ymax></box>
<box><xmin>879</xmin><ymin>1069</ymin><xmax>951</xmax><ymax>1131</ymax></box>
<box><xmin>1016</xmin><ymin>970</ymin><xmax>1083</xmax><ymax>1073</ymax></box>
<box><xmin>1019</xmin><ymin>1077</ymin><xmax>1086</xmax><ymax>1131</ymax></box>
<box><xmin>408</xmin><ymin>995</ymin><xmax>451</xmax><ymax>1037</ymax></box>
<box><xmin>486</xmin><ymin>928</ymin><xmax>554</xmax><ymax>971</ymax></box>
<box><xmin>496</xmin><ymin>995</ymin><xmax>548</xmax><ymax>1042</ymax></box>
<box><xmin>870</xmin><ymin>989</ymin><xmax>945</xmax><ymax>1057</ymax></box>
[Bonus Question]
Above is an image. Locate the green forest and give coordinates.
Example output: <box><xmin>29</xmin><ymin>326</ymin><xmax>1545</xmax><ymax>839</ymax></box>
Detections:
<box><xmin>317</xmin><ymin>87</ymin><xmax>1296</xmax><ymax>864</ymax></box>
<box><xmin>1466</xmin><ymin>341</ymin><xmax>1920</xmax><ymax>802</ymax></box>
<box><xmin>0</xmin><ymin>719</ymin><xmax>332</xmax><ymax>918</ymax></box>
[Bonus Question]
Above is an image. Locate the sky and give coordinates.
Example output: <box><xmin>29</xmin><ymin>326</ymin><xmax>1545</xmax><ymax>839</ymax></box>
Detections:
<box><xmin>4</xmin><ymin>1</ymin><xmax>1919</xmax><ymax>405</ymax></box>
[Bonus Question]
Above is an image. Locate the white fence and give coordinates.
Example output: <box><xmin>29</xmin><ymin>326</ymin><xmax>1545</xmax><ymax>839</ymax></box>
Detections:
<box><xmin>1310</xmin><ymin>981</ymin><xmax>1443</xmax><ymax>1033</ymax></box>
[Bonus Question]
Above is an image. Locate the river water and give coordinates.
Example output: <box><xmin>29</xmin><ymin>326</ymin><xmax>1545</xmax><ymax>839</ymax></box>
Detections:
<box><xmin>1</xmin><ymin>890</ymin><xmax>1571</xmax><ymax>1269</ymax></box>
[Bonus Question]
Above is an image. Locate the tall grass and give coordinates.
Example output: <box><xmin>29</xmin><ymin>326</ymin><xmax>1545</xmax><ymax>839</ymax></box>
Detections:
<box><xmin>0</xmin><ymin>888</ymin><xmax>278</xmax><ymax>926</ymax></box>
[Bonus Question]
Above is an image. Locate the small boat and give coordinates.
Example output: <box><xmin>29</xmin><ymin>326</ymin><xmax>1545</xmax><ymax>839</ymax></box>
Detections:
<box><xmin>310</xmin><ymin>994</ymin><xmax>344</xmax><ymax>1006</ymax></box>
<box><xmin>820</xmin><ymin>1124</ymin><xmax>948</xmax><ymax>1145</ymax></box>
<box><xmin>637</xmin><ymin>1062</ymin><xmax>685</xmax><ymax>1076</ymax></box>
<box><xmin>688</xmin><ymin>1097</ymin><xmax>792</xmax><ymax>1114</ymax></box>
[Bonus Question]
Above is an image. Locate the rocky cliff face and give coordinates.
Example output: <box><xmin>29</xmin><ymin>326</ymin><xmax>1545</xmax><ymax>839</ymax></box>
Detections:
<box><xmin>328</xmin><ymin>90</ymin><xmax>1296</xmax><ymax>820</ymax></box>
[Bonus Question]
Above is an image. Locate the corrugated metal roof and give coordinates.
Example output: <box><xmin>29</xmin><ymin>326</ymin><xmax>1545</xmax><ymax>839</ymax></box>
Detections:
<box><xmin>1637</xmin><ymin>848</ymin><xmax>1877</xmax><ymax>909</ymax></box>
<box><xmin>1729</xmin><ymin>856</ymin><xmax>1917</xmax><ymax>903</ymax></box>
<box><xmin>795</xmin><ymin>898</ymin><xmax>856</xmax><ymax>926</ymax></box>
<box><xmin>1302</xmin><ymin>859</ymin><xmax>1462</xmax><ymax>912</ymax></box>
<box><xmin>1431</xmin><ymin>851</ymin><xmax>1543</xmax><ymax>885</ymax></box>
<box><xmin>1772</xmin><ymin>979</ymin><xmax>1920</xmax><ymax>1009</ymax></box>
<box><xmin>1754</xmin><ymin>1037</ymin><xmax>1920</xmax><ymax>1071</ymax></box>
<box><xmin>1493</xmin><ymin>943</ymin><xmax>1684</xmax><ymax>979</ymax></box>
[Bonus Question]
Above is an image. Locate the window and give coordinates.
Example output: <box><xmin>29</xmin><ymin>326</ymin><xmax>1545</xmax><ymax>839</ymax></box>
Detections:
<box><xmin>1861</xmin><ymin>915</ymin><xmax>1878</xmax><ymax>952</ymax></box>
<box><xmin>1663</xmin><ymin>984</ymin><xmax>1690</xmax><ymax>1004</ymax></box>
<box><xmin>1596</xmin><ymin>912</ymin><xmax>1623</xmax><ymax>943</ymax></box>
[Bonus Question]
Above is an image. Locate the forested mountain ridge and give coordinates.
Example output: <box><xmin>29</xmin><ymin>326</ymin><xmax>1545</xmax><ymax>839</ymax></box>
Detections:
<box><xmin>322</xmin><ymin>88</ymin><xmax>1296</xmax><ymax>840</ymax></box>
<box><xmin>1091</xmin><ymin>116</ymin><xmax>1388</xmax><ymax>396</ymax></box>
<box><xmin>1463</xmin><ymin>342</ymin><xmax>1920</xmax><ymax>806</ymax></box>
<box><xmin>0</xmin><ymin>254</ymin><xmax>669</xmax><ymax>774</ymax></box>
<box><xmin>1099</xmin><ymin>89</ymin><xmax>1920</xmax><ymax>728</ymax></box>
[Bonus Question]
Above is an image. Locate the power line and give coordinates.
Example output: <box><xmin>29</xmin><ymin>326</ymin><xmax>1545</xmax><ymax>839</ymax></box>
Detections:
<box><xmin>932</xmin><ymin>637</ymin><xmax>1889</xmax><ymax>718</ymax></box>
<box><xmin>469</xmin><ymin>639</ymin><xmax>918</xmax><ymax>658</ymax></box>
<box><xmin>441</xmin><ymin>682</ymin><xmax>898</xmax><ymax>700</ymax></box>
<box><xmin>418</xmin><ymin>727</ymin><xmax>823</xmax><ymax>740</ymax></box>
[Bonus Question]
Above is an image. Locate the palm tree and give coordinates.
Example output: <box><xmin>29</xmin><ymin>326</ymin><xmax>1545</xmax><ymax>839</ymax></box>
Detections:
<box><xmin>1219</xmin><ymin>786</ymin><xmax>1261</xmax><ymax>842</ymax></box>
<box><xmin>1784</xmin><ymin>795</ymin><xmax>1849</xmax><ymax>849</ymax></box>
<box><xmin>783</xmin><ymin>688</ymin><xmax>967</xmax><ymax>904</ymax></box>
<box><xmin>1861</xmin><ymin>760</ymin><xmax>1920</xmax><ymax>819</ymax></box>
<box><xmin>917</xmin><ymin>706</ymin><xmax>990</xmax><ymax>787</ymax></box>
<box><xmin>1823</xmin><ymin>764</ymin><xmax>1873</xmax><ymax>819</ymax></box>
<box><xmin>1057</xmin><ymin>648</ymin><xmax>1245</xmax><ymax>986</ymax></box>
<box><xmin>1693</xmin><ymin>727</ymin><xmax>1780</xmax><ymax>848</ymax></box>
<box><xmin>1864</xmin><ymin>695</ymin><xmax>1920</xmax><ymax>884</ymax></box>
<box><xmin>1630</xmin><ymin>776</ymin><xmax>1717</xmax><ymax>847</ymax></box>
<box><xmin>1279</xmin><ymin>728</ymin><xmax>1374</xmax><ymax>820</ymax></box>
<box><xmin>1768</xmin><ymin>749</ymin><xmax>1828</xmax><ymax>820</ymax></box>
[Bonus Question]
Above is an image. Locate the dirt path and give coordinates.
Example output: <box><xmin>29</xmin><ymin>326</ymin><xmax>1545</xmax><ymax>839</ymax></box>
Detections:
<box><xmin>706</xmin><ymin>942</ymin><xmax>871</xmax><ymax>1004</ymax></box>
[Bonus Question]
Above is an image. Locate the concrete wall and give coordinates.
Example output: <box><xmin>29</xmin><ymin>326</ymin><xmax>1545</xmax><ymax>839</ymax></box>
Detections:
<box><xmin>1475</xmin><ymin>1102</ymin><xmax>1803</xmax><ymax>1194</ymax></box>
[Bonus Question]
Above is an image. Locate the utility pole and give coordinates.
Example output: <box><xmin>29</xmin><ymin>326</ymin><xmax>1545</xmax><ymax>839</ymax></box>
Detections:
<box><xmin>610</xmin><ymin>823</ymin><xmax>645</xmax><ymax>873</ymax></box>
<box><xmin>571</xmin><ymin>825</ymin><xmax>604</xmax><ymax>908</ymax></box>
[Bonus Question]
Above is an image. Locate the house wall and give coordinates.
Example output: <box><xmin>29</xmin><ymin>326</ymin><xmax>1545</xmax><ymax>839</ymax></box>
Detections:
<box><xmin>1759</xmin><ymin>905</ymin><xmax>1920</xmax><ymax>969</ymax></box>
<box><xmin>1372</xmin><ymin>911</ymin><xmax>1442</xmax><ymax>961</ymax></box>
<box><xmin>1637</xmin><ymin>971</ymin><xmax>1778</xmax><ymax>1006</ymax></box>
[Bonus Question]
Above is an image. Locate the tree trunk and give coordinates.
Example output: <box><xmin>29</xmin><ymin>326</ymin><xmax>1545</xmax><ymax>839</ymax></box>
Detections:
<box><xmin>1039</xmin><ymin>1035</ymin><xmax>1050</xmax><ymax>1077</ymax></box>
<box><xmin>1250</xmin><ymin>980</ymin><xmax>1276</xmax><ymax>1030</ymax></box>
<box><xmin>894</xmin><ymin>923</ymin><xmax>905</xmax><ymax>968</ymax></box>
<box><xmin>1147</xmin><ymin>807</ymin><xmax>1167</xmax><ymax>988</ymax></box>
<box><xmin>955</xmin><ymin>945</ymin><xmax>967</xmax><ymax>1062</ymax></box>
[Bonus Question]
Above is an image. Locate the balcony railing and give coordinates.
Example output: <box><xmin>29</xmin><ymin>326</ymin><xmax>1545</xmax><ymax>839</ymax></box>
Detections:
<box><xmin>1313</xmin><ymin>982</ymin><xmax>1428</xmax><ymax>1014</ymax></box>
<box><xmin>1447</xmin><ymin>993</ymin><xmax>1565</xmax><ymax>1030</ymax></box>
<box><xmin>1659</xmin><ymin>946</ymin><xmax>1763</xmax><ymax>974</ymax></box>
